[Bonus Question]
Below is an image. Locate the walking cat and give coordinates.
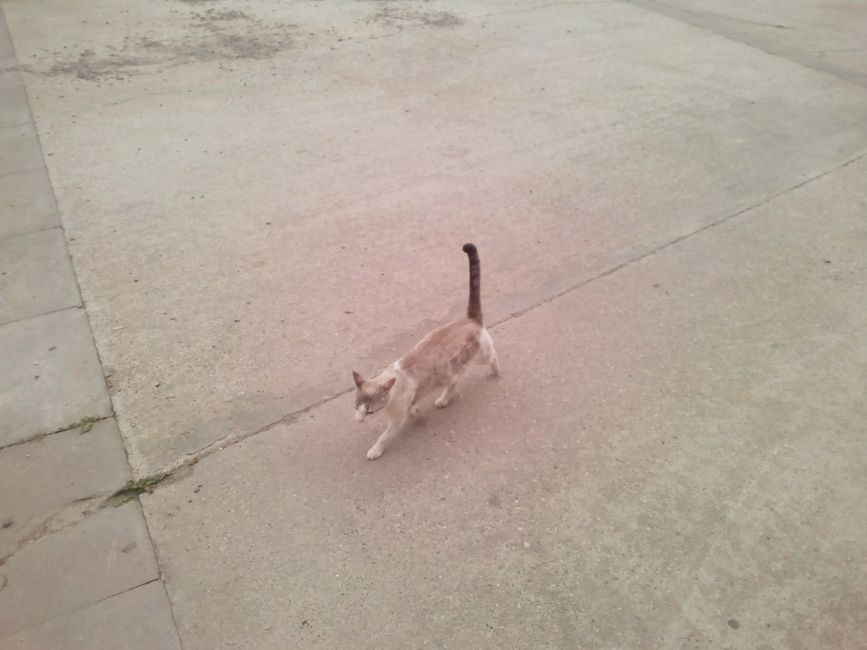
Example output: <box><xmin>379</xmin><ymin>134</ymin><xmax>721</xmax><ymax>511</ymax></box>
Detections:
<box><xmin>352</xmin><ymin>243</ymin><xmax>500</xmax><ymax>459</ymax></box>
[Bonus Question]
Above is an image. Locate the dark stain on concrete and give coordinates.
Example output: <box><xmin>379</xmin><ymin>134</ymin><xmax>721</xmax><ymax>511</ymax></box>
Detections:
<box><xmin>47</xmin><ymin>49</ymin><xmax>149</xmax><ymax>81</ymax></box>
<box><xmin>39</xmin><ymin>9</ymin><xmax>294</xmax><ymax>81</ymax></box>
<box><xmin>369</xmin><ymin>5</ymin><xmax>463</xmax><ymax>29</ymax></box>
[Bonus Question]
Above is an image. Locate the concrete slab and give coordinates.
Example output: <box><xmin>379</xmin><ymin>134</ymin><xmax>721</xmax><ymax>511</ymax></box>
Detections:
<box><xmin>0</xmin><ymin>227</ymin><xmax>81</xmax><ymax>324</ymax></box>
<box><xmin>0</xmin><ymin>123</ymin><xmax>42</xmax><ymax>176</ymax></box>
<box><xmin>0</xmin><ymin>307</ymin><xmax>112</xmax><ymax>446</ymax></box>
<box><xmin>0</xmin><ymin>580</ymin><xmax>181</xmax><ymax>650</ymax></box>
<box><xmin>630</xmin><ymin>0</ymin><xmax>867</xmax><ymax>82</ymax></box>
<box><xmin>0</xmin><ymin>168</ymin><xmax>59</xmax><ymax>239</ymax></box>
<box><xmin>142</xmin><ymin>157</ymin><xmax>867</xmax><ymax>648</ymax></box>
<box><xmin>0</xmin><ymin>501</ymin><xmax>159</xmax><ymax>636</ymax></box>
<box><xmin>6</xmin><ymin>0</ymin><xmax>867</xmax><ymax>476</ymax></box>
<box><xmin>0</xmin><ymin>418</ymin><xmax>131</xmax><ymax>559</ymax></box>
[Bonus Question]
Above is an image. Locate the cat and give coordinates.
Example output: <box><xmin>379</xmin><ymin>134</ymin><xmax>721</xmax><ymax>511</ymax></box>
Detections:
<box><xmin>352</xmin><ymin>243</ymin><xmax>500</xmax><ymax>460</ymax></box>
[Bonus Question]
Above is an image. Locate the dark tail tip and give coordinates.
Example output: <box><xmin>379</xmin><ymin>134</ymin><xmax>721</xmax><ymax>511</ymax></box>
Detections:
<box><xmin>462</xmin><ymin>243</ymin><xmax>478</xmax><ymax>256</ymax></box>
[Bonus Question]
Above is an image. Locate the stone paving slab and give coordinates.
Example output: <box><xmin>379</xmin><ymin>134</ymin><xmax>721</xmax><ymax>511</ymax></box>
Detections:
<box><xmin>0</xmin><ymin>418</ymin><xmax>131</xmax><ymax>559</ymax></box>
<box><xmin>0</xmin><ymin>307</ymin><xmax>112</xmax><ymax>446</ymax></box>
<box><xmin>0</xmin><ymin>580</ymin><xmax>182</xmax><ymax>650</ymax></box>
<box><xmin>0</xmin><ymin>70</ymin><xmax>28</xmax><ymax>127</ymax></box>
<box><xmin>0</xmin><ymin>227</ymin><xmax>81</xmax><ymax>324</ymax></box>
<box><xmin>0</xmin><ymin>501</ymin><xmax>159</xmax><ymax>636</ymax></box>
<box><xmin>0</xmin><ymin>123</ymin><xmax>42</xmax><ymax>176</ymax></box>
<box><xmin>142</xmin><ymin>156</ymin><xmax>867</xmax><ymax>649</ymax></box>
<box><xmin>0</xmin><ymin>57</ymin><xmax>20</xmax><ymax>89</ymax></box>
<box><xmin>0</xmin><ymin>168</ymin><xmax>59</xmax><ymax>239</ymax></box>
<box><xmin>0</xmin><ymin>8</ymin><xmax>12</xmax><ymax>60</ymax></box>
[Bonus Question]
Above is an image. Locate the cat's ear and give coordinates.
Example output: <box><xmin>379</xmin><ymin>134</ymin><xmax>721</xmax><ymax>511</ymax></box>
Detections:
<box><xmin>383</xmin><ymin>377</ymin><xmax>396</xmax><ymax>391</ymax></box>
<box><xmin>352</xmin><ymin>370</ymin><xmax>365</xmax><ymax>388</ymax></box>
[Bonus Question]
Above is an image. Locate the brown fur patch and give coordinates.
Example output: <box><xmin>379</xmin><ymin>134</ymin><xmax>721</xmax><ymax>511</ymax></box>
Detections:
<box><xmin>400</xmin><ymin>318</ymin><xmax>482</xmax><ymax>386</ymax></box>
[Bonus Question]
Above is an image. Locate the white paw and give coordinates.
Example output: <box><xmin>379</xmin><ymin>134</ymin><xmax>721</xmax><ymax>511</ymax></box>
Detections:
<box><xmin>366</xmin><ymin>445</ymin><xmax>383</xmax><ymax>460</ymax></box>
<box><xmin>435</xmin><ymin>397</ymin><xmax>449</xmax><ymax>408</ymax></box>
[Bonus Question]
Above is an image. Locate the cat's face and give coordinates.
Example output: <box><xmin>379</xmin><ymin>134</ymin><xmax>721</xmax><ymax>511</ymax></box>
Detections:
<box><xmin>352</xmin><ymin>371</ymin><xmax>395</xmax><ymax>422</ymax></box>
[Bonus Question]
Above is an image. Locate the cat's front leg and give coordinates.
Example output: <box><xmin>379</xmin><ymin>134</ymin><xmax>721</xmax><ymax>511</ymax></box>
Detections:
<box><xmin>367</xmin><ymin>416</ymin><xmax>405</xmax><ymax>460</ymax></box>
<box><xmin>367</xmin><ymin>435</ymin><xmax>388</xmax><ymax>460</ymax></box>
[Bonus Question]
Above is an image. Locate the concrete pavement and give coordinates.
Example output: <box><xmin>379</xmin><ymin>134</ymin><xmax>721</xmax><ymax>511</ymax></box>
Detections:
<box><xmin>1</xmin><ymin>0</ymin><xmax>865</xmax><ymax>647</ymax></box>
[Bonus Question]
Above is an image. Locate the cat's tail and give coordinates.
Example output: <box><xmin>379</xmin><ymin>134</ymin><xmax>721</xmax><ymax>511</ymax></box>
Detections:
<box><xmin>462</xmin><ymin>243</ymin><xmax>482</xmax><ymax>324</ymax></box>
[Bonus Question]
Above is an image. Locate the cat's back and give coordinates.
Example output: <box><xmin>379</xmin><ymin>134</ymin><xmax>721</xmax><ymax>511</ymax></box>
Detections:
<box><xmin>400</xmin><ymin>318</ymin><xmax>481</xmax><ymax>374</ymax></box>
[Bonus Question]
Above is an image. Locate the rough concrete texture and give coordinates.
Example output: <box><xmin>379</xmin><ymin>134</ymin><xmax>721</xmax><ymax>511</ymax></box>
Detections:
<box><xmin>0</xmin><ymin>227</ymin><xmax>81</xmax><ymax>324</ymax></box>
<box><xmin>5</xmin><ymin>0</ymin><xmax>867</xmax><ymax>475</ymax></box>
<box><xmin>0</xmin><ymin>307</ymin><xmax>112</xmax><ymax>446</ymax></box>
<box><xmin>0</xmin><ymin>580</ymin><xmax>182</xmax><ymax>650</ymax></box>
<box><xmin>141</xmin><ymin>155</ymin><xmax>867</xmax><ymax>649</ymax></box>
<box><xmin>2</xmin><ymin>0</ymin><xmax>866</xmax><ymax>647</ymax></box>
<box><xmin>0</xmin><ymin>418</ymin><xmax>130</xmax><ymax>558</ymax></box>
<box><xmin>0</xmin><ymin>501</ymin><xmax>159</xmax><ymax>636</ymax></box>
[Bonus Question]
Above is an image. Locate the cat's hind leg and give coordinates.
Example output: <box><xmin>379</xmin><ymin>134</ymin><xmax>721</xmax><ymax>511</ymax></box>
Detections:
<box><xmin>479</xmin><ymin>328</ymin><xmax>500</xmax><ymax>378</ymax></box>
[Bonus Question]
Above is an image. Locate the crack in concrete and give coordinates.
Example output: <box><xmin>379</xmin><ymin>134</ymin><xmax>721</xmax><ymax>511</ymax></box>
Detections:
<box><xmin>125</xmin><ymin>387</ymin><xmax>354</xmax><ymax>485</ymax></box>
<box><xmin>0</xmin><ymin>414</ymin><xmax>113</xmax><ymax>452</ymax></box>
<box><xmin>493</xmin><ymin>149</ymin><xmax>867</xmax><ymax>326</ymax></box>
<box><xmin>131</xmin><ymin>147</ymin><xmax>867</xmax><ymax>490</ymax></box>
<box><xmin>0</xmin><ymin>302</ymin><xmax>84</xmax><ymax>328</ymax></box>
<box><xmin>0</xmin><ymin>493</ymin><xmax>107</xmax><ymax>567</ymax></box>
<box><xmin>0</xmin><ymin>223</ymin><xmax>62</xmax><ymax>243</ymax></box>
<box><xmin>622</xmin><ymin>0</ymin><xmax>867</xmax><ymax>88</ymax></box>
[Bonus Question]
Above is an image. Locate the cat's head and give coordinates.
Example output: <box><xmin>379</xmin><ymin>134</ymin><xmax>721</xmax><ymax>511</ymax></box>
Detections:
<box><xmin>352</xmin><ymin>371</ymin><xmax>395</xmax><ymax>422</ymax></box>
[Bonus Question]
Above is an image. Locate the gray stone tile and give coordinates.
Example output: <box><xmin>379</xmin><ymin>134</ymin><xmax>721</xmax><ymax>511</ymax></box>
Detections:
<box><xmin>0</xmin><ymin>308</ymin><xmax>112</xmax><ymax>447</ymax></box>
<box><xmin>0</xmin><ymin>124</ymin><xmax>42</xmax><ymax>176</ymax></box>
<box><xmin>0</xmin><ymin>50</ymin><xmax>29</xmax><ymax>128</ymax></box>
<box><xmin>0</xmin><ymin>168</ymin><xmax>58</xmax><ymax>239</ymax></box>
<box><xmin>0</xmin><ymin>79</ymin><xmax>30</xmax><ymax>127</ymax></box>
<box><xmin>0</xmin><ymin>64</ymin><xmax>23</xmax><ymax>93</ymax></box>
<box><xmin>0</xmin><ymin>580</ymin><xmax>182</xmax><ymax>650</ymax></box>
<box><xmin>0</xmin><ymin>15</ymin><xmax>12</xmax><ymax>61</ymax></box>
<box><xmin>0</xmin><ymin>501</ymin><xmax>158</xmax><ymax>636</ymax></box>
<box><xmin>0</xmin><ymin>228</ymin><xmax>81</xmax><ymax>324</ymax></box>
<box><xmin>0</xmin><ymin>418</ymin><xmax>131</xmax><ymax>558</ymax></box>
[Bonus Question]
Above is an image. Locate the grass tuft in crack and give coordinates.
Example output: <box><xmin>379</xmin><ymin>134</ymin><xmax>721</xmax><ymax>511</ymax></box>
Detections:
<box><xmin>104</xmin><ymin>472</ymin><xmax>168</xmax><ymax>508</ymax></box>
<box><xmin>68</xmin><ymin>416</ymin><xmax>100</xmax><ymax>433</ymax></box>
